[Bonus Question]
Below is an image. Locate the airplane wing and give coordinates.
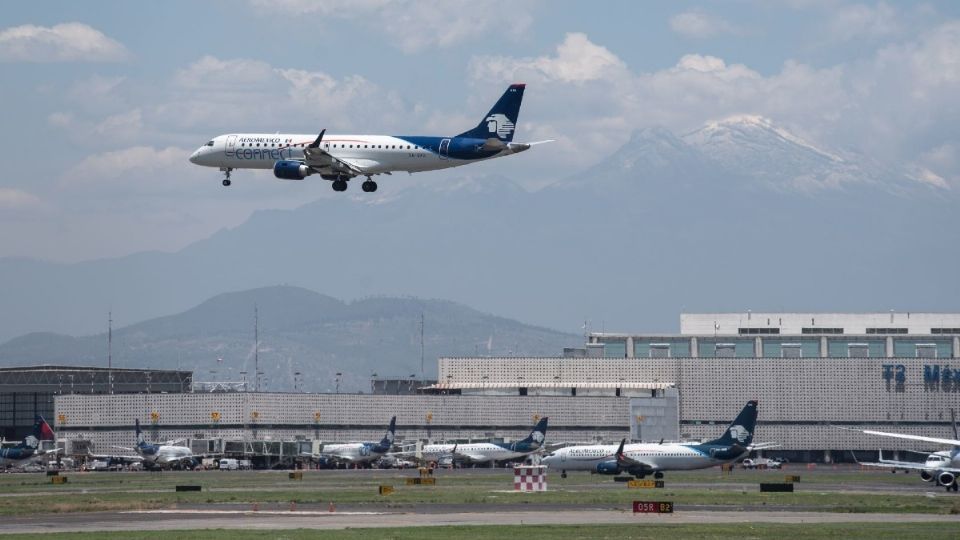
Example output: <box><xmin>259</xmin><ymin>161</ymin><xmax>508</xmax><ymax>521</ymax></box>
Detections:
<box><xmin>88</xmin><ymin>452</ymin><xmax>143</xmax><ymax>464</ymax></box>
<box><xmin>451</xmin><ymin>449</ymin><xmax>488</xmax><ymax>463</ymax></box>
<box><xmin>860</xmin><ymin>430</ymin><xmax>960</xmax><ymax>447</ymax></box>
<box><xmin>748</xmin><ymin>442</ymin><xmax>782</xmax><ymax>451</ymax></box>
<box><xmin>614</xmin><ymin>439</ymin><xmax>655</xmax><ymax>474</ymax></box>
<box><xmin>301</xmin><ymin>130</ymin><xmax>369</xmax><ymax>177</ymax></box>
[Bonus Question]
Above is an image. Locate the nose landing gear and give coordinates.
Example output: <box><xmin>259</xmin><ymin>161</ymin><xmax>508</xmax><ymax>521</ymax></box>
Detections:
<box><xmin>220</xmin><ymin>167</ymin><xmax>233</xmax><ymax>187</ymax></box>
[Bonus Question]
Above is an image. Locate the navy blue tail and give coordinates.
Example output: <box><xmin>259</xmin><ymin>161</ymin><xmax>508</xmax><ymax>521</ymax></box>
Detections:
<box><xmin>522</xmin><ymin>417</ymin><xmax>549</xmax><ymax>447</ymax></box>
<box><xmin>706</xmin><ymin>401</ymin><xmax>758</xmax><ymax>447</ymax></box>
<box><xmin>374</xmin><ymin>416</ymin><xmax>397</xmax><ymax>452</ymax></box>
<box><xmin>456</xmin><ymin>84</ymin><xmax>525</xmax><ymax>142</ymax></box>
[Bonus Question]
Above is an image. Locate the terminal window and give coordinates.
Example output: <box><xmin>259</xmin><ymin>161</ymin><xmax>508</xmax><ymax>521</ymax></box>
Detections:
<box><xmin>847</xmin><ymin>344</ymin><xmax>870</xmax><ymax>357</ymax></box>
<box><xmin>649</xmin><ymin>344</ymin><xmax>671</xmax><ymax>358</ymax></box>
<box><xmin>932</xmin><ymin>328</ymin><xmax>960</xmax><ymax>334</ymax></box>
<box><xmin>714</xmin><ymin>344</ymin><xmax>736</xmax><ymax>358</ymax></box>
<box><xmin>738</xmin><ymin>328</ymin><xmax>779</xmax><ymax>335</ymax></box>
<box><xmin>780</xmin><ymin>344</ymin><xmax>802</xmax><ymax>358</ymax></box>
<box><xmin>915</xmin><ymin>344</ymin><xmax>938</xmax><ymax>358</ymax></box>
<box><xmin>801</xmin><ymin>327</ymin><xmax>843</xmax><ymax>334</ymax></box>
<box><xmin>866</xmin><ymin>328</ymin><xmax>908</xmax><ymax>334</ymax></box>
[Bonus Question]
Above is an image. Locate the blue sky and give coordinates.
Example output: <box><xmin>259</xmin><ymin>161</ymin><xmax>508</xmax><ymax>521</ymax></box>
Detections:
<box><xmin>2</xmin><ymin>1</ymin><xmax>959</xmax><ymax>261</ymax></box>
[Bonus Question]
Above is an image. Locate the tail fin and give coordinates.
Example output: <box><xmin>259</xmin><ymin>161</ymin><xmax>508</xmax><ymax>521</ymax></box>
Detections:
<box><xmin>522</xmin><ymin>417</ymin><xmax>549</xmax><ymax>447</ymax></box>
<box><xmin>456</xmin><ymin>84</ymin><xmax>525</xmax><ymax>142</ymax></box>
<box><xmin>707</xmin><ymin>401</ymin><xmax>758</xmax><ymax>447</ymax></box>
<box><xmin>135</xmin><ymin>419</ymin><xmax>145</xmax><ymax>446</ymax></box>
<box><xmin>381</xmin><ymin>416</ymin><xmax>397</xmax><ymax>446</ymax></box>
<box><xmin>34</xmin><ymin>415</ymin><xmax>55</xmax><ymax>441</ymax></box>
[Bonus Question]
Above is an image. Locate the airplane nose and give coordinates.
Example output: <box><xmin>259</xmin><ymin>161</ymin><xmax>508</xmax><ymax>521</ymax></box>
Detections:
<box><xmin>189</xmin><ymin>149</ymin><xmax>202</xmax><ymax>164</ymax></box>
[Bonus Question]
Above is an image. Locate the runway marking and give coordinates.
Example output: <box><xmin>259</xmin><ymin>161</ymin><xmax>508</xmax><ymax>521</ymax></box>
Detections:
<box><xmin>123</xmin><ymin>510</ymin><xmax>396</xmax><ymax>516</ymax></box>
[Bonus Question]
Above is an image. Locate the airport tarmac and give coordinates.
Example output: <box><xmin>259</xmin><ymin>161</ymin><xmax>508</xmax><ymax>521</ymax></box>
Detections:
<box><xmin>2</xmin><ymin>466</ymin><xmax>958</xmax><ymax>535</ymax></box>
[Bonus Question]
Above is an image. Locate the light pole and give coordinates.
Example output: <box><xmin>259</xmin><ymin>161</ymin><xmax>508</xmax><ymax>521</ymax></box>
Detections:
<box><xmin>335</xmin><ymin>372</ymin><xmax>342</xmax><ymax>394</ymax></box>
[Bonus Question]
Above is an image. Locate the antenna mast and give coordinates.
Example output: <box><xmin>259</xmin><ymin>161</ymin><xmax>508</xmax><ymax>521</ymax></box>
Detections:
<box><xmin>108</xmin><ymin>311</ymin><xmax>113</xmax><ymax>394</ymax></box>
<box><xmin>254</xmin><ymin>304</ymin><xmax>259</xmax><ymax>392</ymax></box>
<box><xmin>420</xmin><ymin>312</ymin><xmax>425</xmax><ymax>377</ymax></box>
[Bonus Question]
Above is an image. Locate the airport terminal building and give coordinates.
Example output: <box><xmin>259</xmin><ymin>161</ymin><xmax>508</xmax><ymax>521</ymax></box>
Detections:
<box><xmin>51</xmin><ymin>313</ymin><xmax>960</xmax><ymax>462</ymax></box>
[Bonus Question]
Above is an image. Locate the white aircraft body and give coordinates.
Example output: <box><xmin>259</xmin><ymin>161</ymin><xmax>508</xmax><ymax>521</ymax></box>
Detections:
<box><xmin>107</xmin><ymin>420</ymin><xmax>195</xmax><ymax>470</ymax></box>
<box><xmin>849</xmin><ymin>413</ymin><xmax>960</xmax><ymax>492</ymax></box>
<box><xmin>418</xmin><ymin>418</ymin><xmax>548</xmax><ymax>464</ymax></box>
<box><xmin>542</xmin><ymin>401</ymin><xmax>763</xmax><ymax>479</ymax></box>
<box><xmin>189</xmin><ymin>84</ymin><xmax>550</xmax><ymax>191</ymax></box>
<box><xmin>303</xmin><ymin>417</ymin><xmax>395</xmax><ymax>466</ymax></box>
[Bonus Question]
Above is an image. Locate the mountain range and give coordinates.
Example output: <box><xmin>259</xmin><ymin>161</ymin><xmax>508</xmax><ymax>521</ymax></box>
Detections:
<box><xmin>0</xmin><ymin>286</ymin><xmax>579</xmax><ymax>392</ymax></box>
<box><xmin>1</xmin><ymin>116</ymin><xmax>956</xmax><ymax>349</ymax></box>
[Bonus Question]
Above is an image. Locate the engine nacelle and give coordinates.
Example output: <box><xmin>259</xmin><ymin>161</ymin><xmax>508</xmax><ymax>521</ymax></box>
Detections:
<box><xmin>273</xmin><ymin>160</ymin><xmax>312</xmax><ymax>180</ymax></box>
<box><xmin>921</xmin><ymin>470</ymin><xmax>934</xmax><ymax>482</ymax></box>
<box><xmin>938</xmin><ymin>471</ymin><xmax>956</xmax><ymax>487</ymax></box>
<box><xmin>595</xmin><ymin>461</ymin><xmax>622</xmax><ymax>475</ymax></box>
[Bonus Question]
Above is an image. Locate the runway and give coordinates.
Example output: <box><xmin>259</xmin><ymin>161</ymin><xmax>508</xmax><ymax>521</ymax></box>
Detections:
<box><xmin>4</xmin><ymin>506</ymin><xmax>960</xmax><ymax>535</ymax></box>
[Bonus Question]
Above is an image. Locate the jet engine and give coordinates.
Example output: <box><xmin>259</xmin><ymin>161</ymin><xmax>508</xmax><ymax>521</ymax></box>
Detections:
<box><xmin>595</xmin><ymin>461</ymin><xmax>622</xmax><ymax>475</ymax></box>
<box><xmin>938</xmin><ymin>471</ymin><xmax>956</xmax><ymax>487</ymax></box>
<box><xmin>273</xmin><ymin>160</ymin><xmax>313</xmax><ymax>180</ymax></box>
<box><xmin>920</xmin><ymin>470</ymin><xmax>935</xmax><ymax>482</ymax></box>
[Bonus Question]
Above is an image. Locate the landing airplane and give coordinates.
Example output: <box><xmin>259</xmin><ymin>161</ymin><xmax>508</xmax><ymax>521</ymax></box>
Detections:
<box><xmin>846</xmin><ymin>411</ymin><xmax>960</xmax><ymax>492</ymax></box>
<box><xmin>303</xmin><ymin>416</ymin><xmax>396</xmax><ymax>466</ymax></box>
<box><xmin>189</xmin><ymin>84</ymin><xmax>550</xmax><ymax>191</ymax></box>
<box><xmin>542</xmin><ymin>401</ymin><xmax>766</xmax><ymax>479</ymax></box>
<box><xmin>109</xmin><ymin>419</ymin><xmax>196</xmax><ymax>470</ymax></box>
<box><xmin>416</xmin><ymin>417</ymin><xmax>549</xmax><ymax>465</ymax></box>
<box><xmin>0</xmin><ymin>416</ymin><xmax>58</xmax><ymax>469</ymax></box>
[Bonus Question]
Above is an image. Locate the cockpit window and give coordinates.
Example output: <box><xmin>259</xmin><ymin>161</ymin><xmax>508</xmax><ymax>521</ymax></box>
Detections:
<box><xmin>206</xmin><ymin>140</ymin><xmax>214</xmax><ymax>147</ymax></box>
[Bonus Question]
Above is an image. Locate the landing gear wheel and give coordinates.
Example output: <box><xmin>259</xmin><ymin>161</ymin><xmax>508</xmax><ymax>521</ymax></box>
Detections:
<box><xmin>654</xmin><ymin>472</ymin><xmax>664</xmax><ymax>479</ymax></box>
<box><xmin>332</xmin><ymin>179</ymin><xmax>348</xmax><ymax>192</ymax></box>
<box><xmin>361</xmin><ymin>180</ymin><xmax>378</xmax><ymax>193</ymax></box>
<box><xmin>222</xmin><ymin>179</ymin><xmax>231</xmax><ymax>187</ymax></box>
<box><xmin>220</xmin><ymin>167</ymin><xmax>233</xmax><ymax>187</ymax></box>
<box><xmin>561</xmin><ymin>471</ymin><xmax>567</xmax><ymax>479</ymax></box>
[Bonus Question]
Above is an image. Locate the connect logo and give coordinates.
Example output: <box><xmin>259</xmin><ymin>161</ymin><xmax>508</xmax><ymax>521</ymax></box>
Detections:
<box><xmin>531</xmin><ymin>430</ymin><xmax>545</xmax><ymax>444</ymax></box>
<box><xmin>728</xmin><ymin>425</ymin><xmax>750</xmax><ymax>443</ymax></box>
<box><xmin>485</xmin><ymin>113</ymin><xmax>515</xmax><ymax>139</ymax></box>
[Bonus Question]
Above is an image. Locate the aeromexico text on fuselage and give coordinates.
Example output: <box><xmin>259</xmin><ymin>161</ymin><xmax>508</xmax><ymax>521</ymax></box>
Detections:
<box><xmin>222</xmin><ymin>134</ymin><xmax>505</xmax><ymax>173</ymax></box>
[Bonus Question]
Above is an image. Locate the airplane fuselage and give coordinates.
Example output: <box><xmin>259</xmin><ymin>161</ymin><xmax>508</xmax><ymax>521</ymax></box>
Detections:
<box><xmin>543</xmin><ymin>442</ymin><xmax>746</xmax><ymax>474</ymax></box>
<box><xmin>190</xmin><ymin>133</ymin><xmax>522</xmax><ymax>174</ymax></box>
<box><xmin>318</xmin><ymin>442</ymin><xmax>386</xmax><ymax>464</ymax></box>
<box><xmin>421</xmin><ymin>442</ymin><xmax>539</xmax><ymax>464</ymax></box>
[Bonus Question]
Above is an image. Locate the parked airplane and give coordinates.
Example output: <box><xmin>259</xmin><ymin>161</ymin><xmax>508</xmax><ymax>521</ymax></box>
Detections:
<box><xmin>303</xmin><ymin>416</ymin><xmax>396</xmax><ymax>466</ymax></box>
<box><xmin>416</xmin><ymin>417</ymin><xmax>549</xmax><ymax>465</ymax></box>
<box><xmin>0</xmin><ymin>416</ymin><xmax>57</xmax><ymax>468</ymax></box>
<box><xmin>189</xmin><ymin>84</ymin><xmax>551</xmax><ymax>191</ymax></box>
<box><xmin>109</xmin><ymin>419</ymin><xmax>196</xmax><ymax>470</ymax></box>
<box><xmin>542</xmin><ymin>401</ymin><xmax>762</xmax><ymax>479</ymax></box>
<box><xmin>847</xmin><ymin>411</ymin><xmax>960</xmax><ymax>492</ymax></box>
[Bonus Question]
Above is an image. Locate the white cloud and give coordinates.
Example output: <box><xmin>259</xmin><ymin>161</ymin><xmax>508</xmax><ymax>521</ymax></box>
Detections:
<box><xmin>471</xmin><ymin>33</ymin><xmax>628</xmax><ymax>84</ymax></box>
<box><xmin>252</xmin><ymin>0</ymin><xmax>535</xmax><ymax>53</ymax></box>
<box><xmin>827</xmin><ymin>2</ymin><xmax>900</xmax><ymax>41</ymax></box>
<box><xmin>64</xmin><ymin>146</ymin><xmax>193</xmax><ymax>189</ymax></box>
<box><xmin>670</xmin><ymin>10</ymin><xmax>740</xmax><ymax>38</ymax></box>
<box><xmin>0</xmin><ymin>188</ymin><xmax>42</xmax><ymax>209</ymax></box>
<box><xmin>157</xmin><ymin>55</ymin><xmax>405</xmax><ymax>132</ymax></box>
<box><xmin>0</xmin><ymin>23</ymin><xmax>128</xmax><ymax>62</ymax></box>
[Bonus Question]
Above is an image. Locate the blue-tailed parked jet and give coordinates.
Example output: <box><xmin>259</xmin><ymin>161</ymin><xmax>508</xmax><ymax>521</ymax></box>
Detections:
<box><xmin>0</xmin><ymin>415</ymin><xmax>57</xmax><ymax>468</ymax></box>
<box><xmin>543</xmin><ymin>401</ymin><xmax>774</xmax><ymax>478</ymax></box>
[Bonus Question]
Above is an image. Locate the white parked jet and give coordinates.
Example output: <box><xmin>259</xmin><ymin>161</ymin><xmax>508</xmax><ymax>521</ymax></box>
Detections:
<box><xmin>189</xmin><ymin>84</ymin><xmax>550</xmax><ymax>192</ymax></box>
<box><xmin>542</xmin><ymin>401</ymin><xmax>763</xmax><ymax>479</ymax></box>
<box><xmin>847</xmin><ymin>411</ymin><xmax>960</xmax><ymax>492</ymax></box>
<box><xmin>303</xmin><ymin>416</ymin><xmax>396</xmax><ymax>467</ymax></box>
<box><xmin>108</xmin><ymin>419</ymin><xmax>196</xmax><ymax>470</ymax></box>
<box><xmin>416</xmin><ymin>417</ymin><xmax>549</xmax><ymax>465</ymax></box>
<box><xmin>0</xmin><ymin>416</ymin><xmax>58</xmax><ymax>469</ymax></box>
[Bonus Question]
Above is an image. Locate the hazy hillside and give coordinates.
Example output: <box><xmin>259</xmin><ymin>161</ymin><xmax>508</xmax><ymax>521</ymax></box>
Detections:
<box><xmin>0</xmin><ymin>118</ymin><xmax>956</xmax><ymax>343</ymax></box>
<box><xmin>0</xmin><ymin>286</ymin><xmax>579</xmax><ymax>392</ymax></box>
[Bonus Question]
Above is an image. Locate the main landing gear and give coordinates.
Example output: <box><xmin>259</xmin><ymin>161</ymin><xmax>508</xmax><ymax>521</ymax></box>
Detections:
<box><xmin>332</xmin><ymin>177</ymin><xmax>348</xmax><ymax>192</ymax></box>
<box><xmin>361</xmin><ymin>177</ymin><xmax>378</xmax><ymax>193</ymax></box>
<box><xmin>220</xmin><ymin>167</ymin><xmax>233</xmax><ymax>187</ymax></box>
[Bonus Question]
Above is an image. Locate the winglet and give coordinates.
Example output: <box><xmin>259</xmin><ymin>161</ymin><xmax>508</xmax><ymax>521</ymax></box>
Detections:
<box><xmin>308</xmin><ymin>129</ymin><xmax>326</xmax><ymax>149</ymax></box>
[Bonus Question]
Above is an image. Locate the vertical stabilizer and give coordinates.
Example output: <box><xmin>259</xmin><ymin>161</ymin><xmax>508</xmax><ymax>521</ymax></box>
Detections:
<box><xmin>456</xmin><ymin>84</ymin><xmax>525</xmax><ymax>142</ymax></box>
<box><xmin>707</xmin><ymin>401</ymin><xmax>758</xmax><ymax>447</ymax></box>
